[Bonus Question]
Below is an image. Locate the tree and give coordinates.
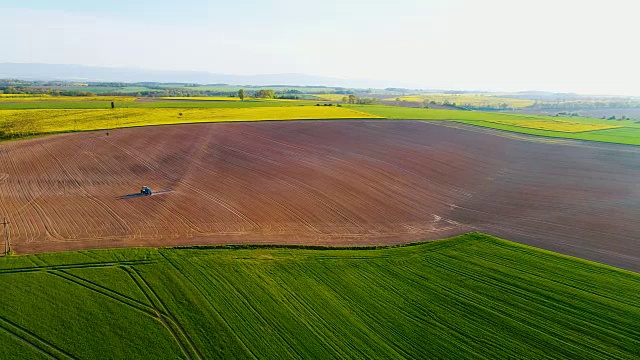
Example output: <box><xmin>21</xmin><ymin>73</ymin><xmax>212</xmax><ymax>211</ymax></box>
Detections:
<box><xmin>355</xmin><ymin>97</ymin><xmax>380</xmax><ymax>105</ymax></box>
<box><xmin>342</xmin><ymin>97</ymin><xmax>348</xmax><ymax>104</ymax></box>
<box><xmin>238</xmin><ymin>89</ymin><xmax>246</xmax><ymax>101</ymax></box>
<box><xmin>255</xmin><ymin>89</ymin><xmax>275</xmax><ymax>99</ymax></box>
<box><xmin>348</xmin><ymin>95</ymin><xmax>357</xmax><ymax>104</ymax></box>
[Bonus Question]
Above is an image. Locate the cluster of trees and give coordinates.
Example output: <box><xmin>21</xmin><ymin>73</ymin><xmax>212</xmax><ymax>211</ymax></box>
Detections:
<box><xmin>277</xmin><ymin>89</ymin><xmax>303</xmax><ymax>99</ymax></box>
<box><xmin>254</xmin><ymin>89</ymin><xmax>275</xmax><ymax>99</ymax></box>
<box><xmin>340</xmin><ymin>95</ymin><xmax>380</xmax><ymax>105</ymax></box>
<box><xmin>342</xmin><ymin>95</ymin><xmax>357</xmax><ymax>104</ymax></box>
<box><xmin>237</xmin><ymin>89</ymin><xmax>274</xmax><ymax>100</ymax></box>
<box><xmin>237</xmin><ymin>88</ymin><xmax>305</xmax><ymax>100</ymax></box>
<box><xmin>555</xmin><ymin>112</ymin><xmax>582</xmax><ymax>117</ymax></box>
<box><xmin>282</xmin><ymin>89</ymin><xmax>303</xmax><ymax>94</ymax></box>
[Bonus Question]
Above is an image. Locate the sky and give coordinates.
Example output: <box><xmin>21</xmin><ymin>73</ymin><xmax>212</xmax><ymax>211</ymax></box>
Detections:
<box><xmin>0</xmin><ymin>0</ymin><xmax>638</xmax><ymax>95</ymax></box>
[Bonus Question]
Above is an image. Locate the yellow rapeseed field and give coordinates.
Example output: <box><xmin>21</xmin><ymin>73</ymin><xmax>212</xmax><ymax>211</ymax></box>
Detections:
<box><xmin>482</xmin><ymin>119</ymin><xmax>622</xmax><ymax>133</ymax></box>
<box><xmin>0</xmin><ymin>95</ymin><xmax>137</xmax><ymax>102</ymax></box>
<box><xmin>0</xmin><ymin>106</ymin><xmax>382</xmax><ymax>135</ymax></box>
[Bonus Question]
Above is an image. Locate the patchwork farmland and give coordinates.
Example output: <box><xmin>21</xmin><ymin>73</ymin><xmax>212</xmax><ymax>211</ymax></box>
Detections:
<box><xmin>1</xmin><ymin>120</ymin><xmax>639</xmax><ymax>272</ymax></box>
<box><xmin>0</xmin><ymin>106</ymin><xmax>379</xmax><ymax>136</ymax></box>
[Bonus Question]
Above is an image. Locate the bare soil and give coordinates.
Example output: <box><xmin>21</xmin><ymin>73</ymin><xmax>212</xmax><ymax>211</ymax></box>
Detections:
<box><xmin>1</xmin><ymin>120</ymin><xmax>639</xmax><ymax>271</ymax></box>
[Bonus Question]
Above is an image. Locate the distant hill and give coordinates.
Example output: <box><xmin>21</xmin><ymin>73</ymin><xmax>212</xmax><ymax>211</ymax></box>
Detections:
<box><xmin>0</xmin><ymin>63</ymin><xmax>397</xmax><ymax>88</ymax></box>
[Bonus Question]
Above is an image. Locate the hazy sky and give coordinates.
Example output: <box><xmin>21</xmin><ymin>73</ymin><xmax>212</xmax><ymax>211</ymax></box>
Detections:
<box><xmin>0</xmin><ymin>0</ymin><xmax>638</xmax><ymax>95</ymax></box>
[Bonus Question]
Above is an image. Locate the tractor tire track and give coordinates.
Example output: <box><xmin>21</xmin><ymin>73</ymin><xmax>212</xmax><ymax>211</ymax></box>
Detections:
<box><xmin>48</xmin><ymin>270</ymin><xmax>157</xmax><ymax>317</ymax></box>
<box><xmin>124</xmin><ymin>267</ymin><xmax>202</xmax><ymax>360</ymax></box>
<box><xmin>0</xmin><ymin>315</ymin><xmax>77</xmax><ymax>359</ymax></box>
<box><xmin>157</xmin><ymin>251</ymin><xmax>259</xmax><ymax>359</ymax></box>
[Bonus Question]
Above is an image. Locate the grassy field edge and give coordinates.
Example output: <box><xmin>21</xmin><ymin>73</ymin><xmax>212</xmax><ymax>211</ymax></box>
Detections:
<box><xmin>2</xmin><ymin>232</ymin><xmax>638</xmax><ymax>276</ymax></box>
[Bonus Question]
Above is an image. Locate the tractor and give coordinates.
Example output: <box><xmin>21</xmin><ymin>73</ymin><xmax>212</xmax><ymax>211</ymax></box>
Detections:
<box><xmin>140</xmin><ymin>186</ymin><xmax>152</xmax><ymax>196</ymax></box>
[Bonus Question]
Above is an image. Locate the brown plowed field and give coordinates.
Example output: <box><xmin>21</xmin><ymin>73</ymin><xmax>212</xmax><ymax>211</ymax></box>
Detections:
<box><xmin>1</xmin><ymin>120</ymin><xmax>639</xmax><ymax>271</ymax></box>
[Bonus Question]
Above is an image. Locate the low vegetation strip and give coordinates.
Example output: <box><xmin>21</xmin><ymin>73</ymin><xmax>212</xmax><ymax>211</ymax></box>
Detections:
<box><xmin>0</xmin><ymin>107</ymin><xmax>381</xmax><ymax>137</ymax></box>
<box><xmin>0</xmin><ymin>95</ymin><xmax>136</xmax><ymax>102</ymax></box>
<box><xmin>0</xmin><ymin>233</ymin><xmax>638</xmax><ymax>359</ymax></box>
<box><xmin>481</xmin><ymin>119</ymin><xmax>622</xmax><ymax>133</ymax></box>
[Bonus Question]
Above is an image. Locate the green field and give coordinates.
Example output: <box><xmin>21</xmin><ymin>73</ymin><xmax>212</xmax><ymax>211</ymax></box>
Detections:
<box><xmin>0</xmin><ymin>233</ymin><xmax>638</xmax><ymax>359</ymax></box>
<box><xmin>349</xmin><ymin>105</ymin><xmax>640</xmax><ymax>145</ymax></box>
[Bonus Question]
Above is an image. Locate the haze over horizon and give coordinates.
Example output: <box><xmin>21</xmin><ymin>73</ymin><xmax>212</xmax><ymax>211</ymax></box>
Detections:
<box><xmin>0</xmin><ymin>0</ymin><xmax>638</xmax><ymax>96</ymax></box>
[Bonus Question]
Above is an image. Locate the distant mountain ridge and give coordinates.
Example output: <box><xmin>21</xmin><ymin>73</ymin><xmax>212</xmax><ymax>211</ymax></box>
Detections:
<box><xmin>0</xmin><ymin>63</ymin><xmax>400</xmax><ymax>89</ymax></box>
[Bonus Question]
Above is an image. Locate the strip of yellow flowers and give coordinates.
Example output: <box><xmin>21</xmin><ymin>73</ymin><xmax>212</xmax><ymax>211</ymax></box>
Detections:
<box><xmin>0</xmin><ymin>106</ymin><xmax>383</xmax><ymax>135</ymax></box>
